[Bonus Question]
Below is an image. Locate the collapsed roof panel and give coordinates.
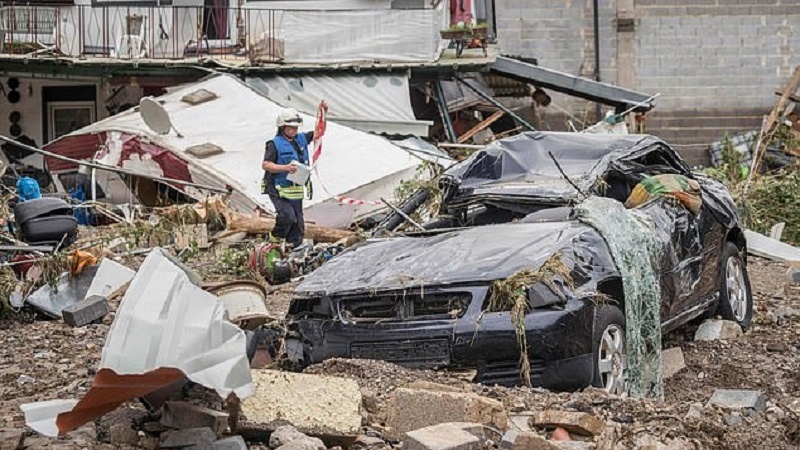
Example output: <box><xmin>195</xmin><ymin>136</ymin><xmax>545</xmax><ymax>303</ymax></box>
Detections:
<box><xmin>491</xmin><ymin>56</ymin><xmax>656</xmax><ymax>112</ymax></box>
<box><xmin>42</xmin><ymin>74</ymin><xmax>447</xmax><ymax>229</ymax></box>
<box><xmin>247</xmin><ymin>73</ymin><xmax>432</xmax><ymax>136</ymax></box>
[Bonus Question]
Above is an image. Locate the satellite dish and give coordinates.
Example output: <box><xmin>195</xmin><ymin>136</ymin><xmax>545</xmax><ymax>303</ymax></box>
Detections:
<box><xmin>139</xmin><ymin>97</ymin><xmax>183</xmax><ymax>137</ymax></box>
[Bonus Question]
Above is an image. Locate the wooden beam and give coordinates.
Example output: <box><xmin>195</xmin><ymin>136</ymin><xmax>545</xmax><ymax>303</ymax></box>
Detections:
<box><xmin>752</xmin><ymin>66</ymin><xmax>800</xmax><ymax>176</ymax></box>
<box><xmin>775</xmin><ymin>90</ymin><xmax>800</xmax><ymax>103</ymax></box>
<box><xmin>457</xmin><ymin>110</ymin><xmax>505</xmax><ymax>143</ymax></box>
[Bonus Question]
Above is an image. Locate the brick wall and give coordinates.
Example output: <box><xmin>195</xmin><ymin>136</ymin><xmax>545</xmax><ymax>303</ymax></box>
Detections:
<box><xmin>495</xmin><ymin>0</ymin><xmax>800</xmax><ymax>166</ymax></box>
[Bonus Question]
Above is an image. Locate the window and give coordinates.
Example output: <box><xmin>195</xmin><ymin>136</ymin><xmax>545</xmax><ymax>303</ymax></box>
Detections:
<box><xmin>47</xmin><ymin>101</ymin><xmax>95</xmax><ymax>142</ymax></box>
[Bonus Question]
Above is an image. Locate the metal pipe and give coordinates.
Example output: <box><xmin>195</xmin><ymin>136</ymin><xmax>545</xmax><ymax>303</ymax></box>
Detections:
<box><xmin>455</xmin><ymin>76</ymin><xmax>536</xmax><ymax>131</ymax></box>
<box><xmin>0</xmin><ymin>134</ymin><xmax>230</xmax><ymax>193</ymax></box>
<box><xmin>379</xmin><ymin>196</ymin><xmax>427</xmax><ymax>232</ymax></box>
<box><xmin>438</xmin><ymin>143</ymin><xmax>486</xmax><ymax>149</ymax></box>
<box><xmin>434</xmin><ymin>80</ymin><xmax>458</xmax><ymax>143</ymax></box>
<box><xmin>593</xmin><ymin>0</ymin><xmax>602</xmax><ymax>121</ymax></box>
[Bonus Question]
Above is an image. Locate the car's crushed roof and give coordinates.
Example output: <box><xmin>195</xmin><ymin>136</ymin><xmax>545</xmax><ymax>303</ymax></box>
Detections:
<box><xmin>442</xmin><ymin>132</ymin><xmax>676</xmax><ymax>204</ymax></box>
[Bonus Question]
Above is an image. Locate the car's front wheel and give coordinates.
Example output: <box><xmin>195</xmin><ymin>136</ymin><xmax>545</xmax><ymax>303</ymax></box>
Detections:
<box><xmin>716</xmin><ymin>242</ymin><xmax>753</xmax><ymax>330</ymax></box>
<box><xmin>591</xmin><ymin>305</ymin><xmax>627</xmax><ymax>395</ymax></box>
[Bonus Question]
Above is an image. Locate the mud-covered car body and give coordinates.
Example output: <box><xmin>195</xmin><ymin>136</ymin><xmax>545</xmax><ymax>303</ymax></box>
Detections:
<box><xmin>286</xmin><ymin>132</ymin><xmax>746</xmax><ymax>390</ymax></box>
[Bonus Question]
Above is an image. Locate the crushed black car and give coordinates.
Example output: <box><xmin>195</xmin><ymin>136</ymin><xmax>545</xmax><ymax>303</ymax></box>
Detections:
<box><xmin>284</xmin><ymin>132</ymin><xmax>754</xmax><ymax>393</ymax></box>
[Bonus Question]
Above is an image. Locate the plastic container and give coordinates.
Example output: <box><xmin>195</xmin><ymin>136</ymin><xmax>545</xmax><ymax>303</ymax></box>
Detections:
<box><xmin>16</xmin><ymin>176</ymin><xmax>41</xmax><ymax>201</ymax></box>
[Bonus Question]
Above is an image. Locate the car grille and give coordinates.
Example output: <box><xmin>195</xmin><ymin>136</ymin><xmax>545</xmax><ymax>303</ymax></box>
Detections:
<box><xmin>350</xmin><ymin>339</ymin><xmax>450</xmax><ymax>367</ymax></box>
<box><xmin>338</xmin><ymin>291</ymin><xmax>471</xmax><ymax>321</ymax></box>
<box><xmin>476</xmin><ymin>359</ymin><xmax>546</xmax><ymax>387</ymax></box>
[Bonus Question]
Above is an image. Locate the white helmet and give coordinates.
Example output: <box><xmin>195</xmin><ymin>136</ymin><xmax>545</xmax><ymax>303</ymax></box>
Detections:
<box><xmin>276</xmin><ymin>108</ymin><xmax>303</xmax><ymax>128</ymax></box>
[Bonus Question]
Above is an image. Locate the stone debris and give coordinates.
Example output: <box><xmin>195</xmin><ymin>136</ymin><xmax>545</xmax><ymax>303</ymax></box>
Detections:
<box><xmin>660</xmin><ymin>347</ymin><xmax>686</xmax><ymax>379</ymax></box>
<box><xmin>694</xmin><ymin>319</ymin><xmax>743</xmax><ymax>341</ymax></box>
<box><xmin>61</xmin><ymin>295</ymin><xmax>109</xmax><ymax>328</ymax></box>
<box><xmin>507</xmin><ymin>413</ymin><xmax>534</xmax><ymax>432</ymax></box>
<box><xmin>386</xmin><ymin>388</ymin><xmax>507</xmax><ymax>440</ymax></box>
<box><xmin>788</xmin><ymin>267</ymin><xmax>800</xmax><ymax>285</ymax></box>
<box><xmin>402</xmin><ymin>422</ymin><xmax>483</xmax><ymax>450</ymax></box>
<box><xmin>723</xmin><ymin>414</ymin><xmax>743</xmax><ymax>428</ymax></box>
<box><xmin>531</xmin><ymin>411</ymin><xmax>604</xmax><ymax>437</ymax></box>
<box><xmin>351</xmin><ymin>435</ymin><xmax>390</xmax><ymax>450</ymax></box>
<box><xmin>270</xmin><ymin>425</ymin><xmax>321</xmax><ymax>449</ymax></box>
<box><xmin>242</xmin><ymin>371</ymin><xmax>362</xmax><ymax>439</ymax></box>
<box><xmin>109</xmin><ymin>423</ymin><xmax>139</xmax><ymax>446</ymax></box>
<box><xmin>160</xmin><ymin>401</ymin><xmax>229</xmax><ymax>437</ymax></box>
<box><xmin>212</xmin><ymin>435</ymin><xmax>249</xmax><ymax>450</ymax></box>
<box><xmin>684</xmin><ymin>403</ymin><xmax>704</xmax><ymax>420</ymax></box>
<box><xmin>159</xmin><ymin>427</ymin><xmax>217</xmax><ymax>448</ymax></box>
<box><xmin>275</xmin><ymin>436</ymin><xmax>327</xmax><ymax>450</ymax></box>
<box><xmin>557</xmin><ymin>442</ymin><xmax>591</xmax><ymax>450</ymax></box>
<box><xmin>0</xmin><ymin>429</ymin><xmax>25</xmax><ymax>450</ymax></box>
<box><xmin>499</xmin><ymin>430</ymin><xmax>562</xmax><ymax>450</ymax></box>
<box><xmin>707</xmin><ymin>389</ymin><xmax>767</xmax><ymax>412</ymax></box>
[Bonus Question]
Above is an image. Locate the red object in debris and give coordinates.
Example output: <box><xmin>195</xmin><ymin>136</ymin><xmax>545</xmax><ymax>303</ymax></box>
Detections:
<box><xmin>55</xmin><ymin>367</ymin><xmax>185</xmax><ymax>435</ymax></box>
<box><xmin>550</xmin><ymin>427</ymin><xmax>572</xmax><ymax>441</ymax></box>
<box><xmin>10</xmin><ymin>254</ymin><xmax>36</xmax><ymax>279</ymax></box>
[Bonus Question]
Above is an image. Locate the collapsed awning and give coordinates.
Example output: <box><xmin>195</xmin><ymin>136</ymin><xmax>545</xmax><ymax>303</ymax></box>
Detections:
<box><xmin>491</xmin><ymin>56</ymin><xmax>656</xmax><ymax>112</ymax></box>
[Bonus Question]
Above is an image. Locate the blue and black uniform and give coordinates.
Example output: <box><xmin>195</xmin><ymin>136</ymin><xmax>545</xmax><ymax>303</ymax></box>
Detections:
<box><xmin>263</xmin><ymin>131</ymin><xmax>313</xmax><ymax>247</ymax></box>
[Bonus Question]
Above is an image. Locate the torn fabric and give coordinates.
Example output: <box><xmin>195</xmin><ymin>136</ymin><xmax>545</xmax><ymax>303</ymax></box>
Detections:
<box><xmin>21</xmin><ymin>249</ymin><xmax>253</xmax><ymax>436</ymax></box>
<box><xmin>575</xmin><ymin>196</ymin><xmax>664</xmax><ymax>399</ymax></box>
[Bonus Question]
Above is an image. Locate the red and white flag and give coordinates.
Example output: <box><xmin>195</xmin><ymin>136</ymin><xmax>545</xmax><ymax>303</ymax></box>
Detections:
<box><xmin>311</xmin><ymin>102</ymin><xmax>326</xmax><ymax>166</ymax></box>
<box><xmin>310</xmin><ymin>101</ymin><xmax>382</xmax><ymax>206</ymax></box>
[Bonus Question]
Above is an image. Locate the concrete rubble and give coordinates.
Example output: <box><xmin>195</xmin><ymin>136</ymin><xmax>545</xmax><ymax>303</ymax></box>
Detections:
<box><xmin>160</xmin><ymin>401</ymin><xmax>230</xmax><ymax>437</ymax></box>
<box><xmin>0</xmin><ymin>429</ymin><xmax>25</xmax><ymax>450</ymax></box>
<box><xmin>694</xmin><ymin>319</ymin><xmax>743</xmax><ymax>341</ymax></box>
<box><xmin>241</xmin><ymin>371</ymin><xmax>362</xmax><ymax>439</ymax></box>
<box><xmin>788</xmin><ymin>266</ymin><xmax>800</xmax><ymax>285</ymax></box>
<box><xmin>744</xmin><ymin>229</ymin><xmax>800</xmax><ymax>263</ymax></box>
<box><xmin>271</xmin><ymin>427</ymin><xmax>326</xmax><ymax>450</ymax></box>
<box><xmin>499</xmin><ymin>430</ymin><xmax>563</xmax><ymax>450</ymax></box>
<box><xmin>160</xmin><ymin>427</ymin><xmax>218</xmax><ymax>448</ymax></box>
<box><xmin>660</xmin><ymin>347</ymin><xmax>686</xmax><ymax>379</ymax></box>
<box><xmin>530</xmin><ymin>411</ymin><xmax>604</xmax><ymax>436</ymax></box>
<box><xmin>706</xmin><ymin>389</ymin><xmax>767</xmax><ymax>412</ymax></box>
<box><xmin>402</xmin><ymin>422</ymin><xmax>483</xmax><ymax>450</ymax></box>
<box><xmin>386</xmin><ymin>387</ymin><xmax>508</xmax><ymax>440</ymax></box>
<box><xmin>213</xmin><ymin>435</ymin><xmax>249</xmax><ymax>450</ymax></box>
<box><xmin>507</xmin><ymin>413</ymin><xmax>534</xmax><ymax>432</ymax></box>
<box><xmin>61</xmin><ymin>295</ymin><xmax>109</xmax><ymax>328</ymax></box>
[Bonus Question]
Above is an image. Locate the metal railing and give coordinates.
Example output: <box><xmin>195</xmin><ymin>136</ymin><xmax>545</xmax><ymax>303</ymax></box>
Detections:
<box><xmin>0</xmin><ymin>4</ymin><xmax>444</xmax><ymax>63</ymax></box>
<box><xmin>0</xmin><ymin>4</ymin><xmax>291</xmax><ymax>61</ymax></box>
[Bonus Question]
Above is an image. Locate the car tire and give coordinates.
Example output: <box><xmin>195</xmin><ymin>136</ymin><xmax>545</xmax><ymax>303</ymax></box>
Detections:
<box><xmin>591</xmin><ymin>304</ymin><xmax>627</xmax><ymax>395</ymax></box>
<box><xmin>716</xmin><ymin>242</ymin><xmax>753</xmax><ymax>330</ymax></box>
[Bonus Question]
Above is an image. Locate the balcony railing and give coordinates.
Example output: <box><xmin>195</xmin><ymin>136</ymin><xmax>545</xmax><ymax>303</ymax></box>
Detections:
<box><xmin>0</xmin><ymin>3</ymin><xmax>447</xmax><ymax>64</ymax></box>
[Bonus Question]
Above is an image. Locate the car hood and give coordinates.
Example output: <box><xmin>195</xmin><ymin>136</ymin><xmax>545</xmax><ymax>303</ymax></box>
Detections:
<box><xmin>296</xmin><ymin>221</ymin><xmax>613</xmax><ymax>297</ymax></box>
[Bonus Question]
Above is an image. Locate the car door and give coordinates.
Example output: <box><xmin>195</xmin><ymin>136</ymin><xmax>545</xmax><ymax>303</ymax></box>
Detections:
<box><xmin>614</xmin><ymin>145</ymin><xmax>708</xmax><ymax>319</ymax></box>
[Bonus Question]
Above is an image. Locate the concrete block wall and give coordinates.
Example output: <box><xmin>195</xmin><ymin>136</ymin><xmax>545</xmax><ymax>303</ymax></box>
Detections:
<box><xmin>495</xmin><ymin>0</ymin><xmax>800</xmax><ymax>166</ymax></box>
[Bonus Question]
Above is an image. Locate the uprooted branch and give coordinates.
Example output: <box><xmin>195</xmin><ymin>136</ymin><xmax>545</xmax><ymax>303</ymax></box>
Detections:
<box><xmin>487</xmin><ymin>253</ymin><xmax>573</xmax><ymax>387</ymax></box>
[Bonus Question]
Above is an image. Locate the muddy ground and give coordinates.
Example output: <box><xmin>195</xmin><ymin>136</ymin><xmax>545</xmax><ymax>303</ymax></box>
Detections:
<box><xmin>0</xmin><ymin>255</ymin><xmax>798</xmax><ymax>450</ymax></box>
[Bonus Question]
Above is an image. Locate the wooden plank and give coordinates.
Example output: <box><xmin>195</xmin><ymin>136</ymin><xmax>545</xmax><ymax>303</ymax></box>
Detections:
<box><xmin>752</xmin><ymin>66</ymin><xmax>800</xmax><ymax>176</ymax></box>
<box><xmin>457</xmin><ymin>110</ymin><xmax>505</xmax><ymax>143</ymax></box>
<box><xmin>774</xmin><ymin>90</ymin><xmax>800</xmax><ymax>103</ymax></box>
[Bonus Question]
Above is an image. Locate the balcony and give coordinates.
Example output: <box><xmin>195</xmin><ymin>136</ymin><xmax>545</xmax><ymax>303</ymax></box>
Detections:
<box><xmin>0</xmin><ymin>1</ymin><xmax>448</xmax><ymax>65</ymax></box>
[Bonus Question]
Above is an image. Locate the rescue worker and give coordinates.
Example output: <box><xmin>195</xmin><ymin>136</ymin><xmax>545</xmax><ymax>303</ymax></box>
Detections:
<box><xmin>262</xmin><ymin>106</ymin><xmax>326</xmax><ymax>249</ymax></box>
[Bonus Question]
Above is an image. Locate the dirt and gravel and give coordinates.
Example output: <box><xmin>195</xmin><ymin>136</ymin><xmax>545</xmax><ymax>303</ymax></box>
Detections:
<box><xmin>0</xmin><ymin>255</ymin><xmax>798</xmax><ymax>450</ymax></box>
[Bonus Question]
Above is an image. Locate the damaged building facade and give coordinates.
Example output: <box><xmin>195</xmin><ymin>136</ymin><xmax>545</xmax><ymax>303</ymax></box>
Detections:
<box><xmin>495</xmin><ymin>0</ymin><xmax>800</xmax><ymax>166</ymax></box>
